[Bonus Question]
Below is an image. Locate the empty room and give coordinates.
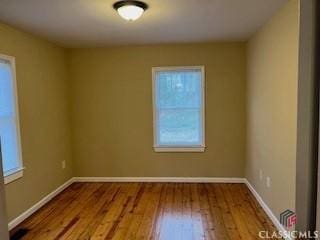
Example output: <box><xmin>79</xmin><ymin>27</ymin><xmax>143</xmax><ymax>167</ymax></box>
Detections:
<box><xmin>0</xmin><ymin>0</ymin><xmax>318</xmax><ymax>239</ymax></box>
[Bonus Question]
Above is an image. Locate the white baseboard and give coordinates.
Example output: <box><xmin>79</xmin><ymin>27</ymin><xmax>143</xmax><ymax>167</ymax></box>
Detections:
<box><xmin>244</xmin><ymin>179</ymin><xmax>291</xmax><ymax>240</ymax></box>
<box><xmin>72</xmin><ymin>177</ymin><xmax>246</xmax><ymax>183</ymax></box>
<box><xmin>8</xmin><ymin>178</ymin><xmax>74</xmax><ymax>230</ymax></box>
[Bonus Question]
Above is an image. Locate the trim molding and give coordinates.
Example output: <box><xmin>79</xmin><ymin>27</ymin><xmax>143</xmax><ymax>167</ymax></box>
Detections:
<box><xmin>244</xmin><ymin>179</ymin><xmax>291</xmax><ymax>240</ymax></box>
<box><xmin>153</xmin><ymin>147</ymin><xmax>205</xmax><ymax>152</ymax></box>
<box><xmin>4</xmin><ymin>168</ymin><xmax>24</xmax><ymax>185</ymax></box>
<box><xmin>72</xmin><ymin>177</ymin><xmax>246</xmax><ymax>183</ymax></box>
<box><xmin>8</xmin><ymin>178</ymin><xmax>74</xmax><ymax>230</ymax></box>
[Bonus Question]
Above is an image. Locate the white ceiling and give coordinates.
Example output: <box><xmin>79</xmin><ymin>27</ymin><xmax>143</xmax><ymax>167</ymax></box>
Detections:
<box><xmin>0</xmin><ymin>0</ymin><xmax>287</xmax><ymax>48</ymax></box>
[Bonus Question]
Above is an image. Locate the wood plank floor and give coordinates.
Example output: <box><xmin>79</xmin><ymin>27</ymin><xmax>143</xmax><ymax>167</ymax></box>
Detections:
<box><xmin>10</xmin><ymin>183</ymin><xmax>278</xmax><ymax>240</ymax></box>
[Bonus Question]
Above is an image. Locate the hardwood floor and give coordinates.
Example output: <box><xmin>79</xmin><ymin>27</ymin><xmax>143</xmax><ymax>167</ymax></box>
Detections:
<box><xmin>10</xmin><ymin>183</ymin><xmax>278</xmax><ymax>240</ymax></box>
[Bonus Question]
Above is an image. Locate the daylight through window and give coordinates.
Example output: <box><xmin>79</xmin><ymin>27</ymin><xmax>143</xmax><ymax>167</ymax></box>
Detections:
<box><xmin>152</xmin><ymin>66</ymin><xmax>205</xmax><ymax>152</ymax></box>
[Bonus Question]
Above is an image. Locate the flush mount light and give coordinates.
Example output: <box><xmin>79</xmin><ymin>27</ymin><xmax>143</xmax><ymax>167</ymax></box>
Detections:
<box><xmin>113</xmin><ymin>1</ymin><xmax>148</xmax><ymax>21</ymax></box>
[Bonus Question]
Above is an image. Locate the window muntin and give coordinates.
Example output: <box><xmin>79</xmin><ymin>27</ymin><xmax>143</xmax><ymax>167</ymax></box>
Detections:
<box><xmin>153</xmin><ymin>66</ymin><xmax>205</xmax><ymax>152</ymax></box>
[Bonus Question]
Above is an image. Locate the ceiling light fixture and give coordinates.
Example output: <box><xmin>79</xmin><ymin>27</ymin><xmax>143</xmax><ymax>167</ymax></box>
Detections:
<box><xmin>113</xmin><ymin>1</ymin><xmax>148</xmax><ymax>21</ymax></box>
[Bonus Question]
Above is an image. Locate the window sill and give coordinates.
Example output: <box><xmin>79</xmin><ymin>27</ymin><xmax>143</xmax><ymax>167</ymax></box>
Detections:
<box><xmin>4</xmin><ymin>167</ymin><xmax>24</xmax><ymax>184</ymax></box>
<box><xmin>154</xmin><ymin>147</ymin><xmax>206</xmax><ymax>152</ymax></box>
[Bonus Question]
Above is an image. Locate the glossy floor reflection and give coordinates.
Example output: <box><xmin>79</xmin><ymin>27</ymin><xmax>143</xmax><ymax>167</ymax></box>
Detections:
<box><xmin>157</xmin><ymin>214</ymin><xmax>204</xmax><ymax>240</ymax></box>
<box><xmin>10</xmin><ymin>182</ymin><xmax>278</xmax><ymax>240</ymax></box>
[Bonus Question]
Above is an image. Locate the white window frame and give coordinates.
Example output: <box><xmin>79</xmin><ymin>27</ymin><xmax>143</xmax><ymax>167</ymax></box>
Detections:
<box><xmin>152</xmin><ymin>66</ymin><xmax>206</xmax><ymax>152</ymax></box>
<box><xmin>0</xmin><ymin>54</ymin><xmax>24</xmax><ymax>184</ymax></box>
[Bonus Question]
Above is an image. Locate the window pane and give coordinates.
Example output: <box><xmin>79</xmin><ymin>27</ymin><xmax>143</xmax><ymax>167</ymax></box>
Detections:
<box><xmin>0</xmin><ymin>119</ymin><xmax>20</xmax><ymax>172</ymax></box>
<box><xmin>154</xmin><ymin>68</ymin><xmax>204</xmax><ymax>147</ymax></box>
<box><xmin>0</xmin><ymin>60</ymin><xmax>21</xmax><ymax>174</ymax></box>
<box><xmin>158</xmin><ymin>109</ymin><xmax>202</xmax><ymax>145</ymax></box>
<box><xmin>0</xmin><ymin>62</ymin><xmax>15</xmax><ymax>118</ymax></box>
<box><xmin>156</xmin><ymin>71</ymin><xmax>201</xmax><ymax>109</ymax></box>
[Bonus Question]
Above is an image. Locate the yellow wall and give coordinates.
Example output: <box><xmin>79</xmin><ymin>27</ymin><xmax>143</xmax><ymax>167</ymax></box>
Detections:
<box><xmin>0</xmin><ymin>0</ymin><xmax>300</xmax><ymax>224</ymax></box>
<box><xmin>68</xmin><ymin>43</ymin><xmax>247</xmax><ymax>178</ymax></box>
<box><xmin>246</xmin><ymin>0</ymin><xmax>299</xmax><ymax>220</ymax></box>
<box><xmin>0</xmin><ymin>23</ymin><xmax>73</xmax><ymax>221</ymax></box>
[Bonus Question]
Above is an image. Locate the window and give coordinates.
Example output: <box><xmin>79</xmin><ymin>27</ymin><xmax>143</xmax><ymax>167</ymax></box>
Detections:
<box><xmin>0</xmin><ymin>55</ymin><xmax>23</xmax><ymax>184</ymax></box>
<box><xmin>152</xmin><ymin>66</ymin><xmax>205</xmax><ymax>152</ymax></box>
